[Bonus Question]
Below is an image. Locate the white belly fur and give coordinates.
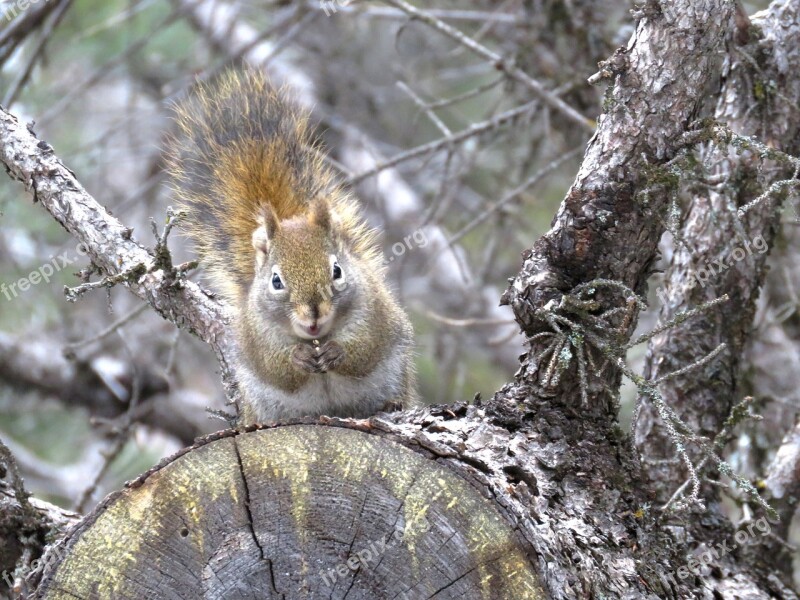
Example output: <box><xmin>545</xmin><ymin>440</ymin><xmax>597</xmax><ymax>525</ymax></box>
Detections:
<box><xmin>238</xmin><ymin>350</ymin><xmax>406</xmax><ymax>421</ymax></box>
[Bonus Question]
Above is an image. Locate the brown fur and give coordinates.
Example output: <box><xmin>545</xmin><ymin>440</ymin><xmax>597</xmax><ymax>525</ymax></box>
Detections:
<box><xmin>164</xmin><ymin>69</ymin><xmax>380</xmax><ymax>306</ymax></box>
<box><xmin>165</xmin><ymin>68</ymin><xmax>417</xmax><ymax>423</ymax></box>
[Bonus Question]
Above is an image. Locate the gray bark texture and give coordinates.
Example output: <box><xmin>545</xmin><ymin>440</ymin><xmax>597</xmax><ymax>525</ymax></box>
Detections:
<box><xmin>0</xmin><ymin>440</ymin><xmax>79</xmax><ymax>598</ymax></box>
<box><xmin>635</xmin><ymin>0</ymin><xmax>800</xmax><ymax>495</ymax></box>
<box><xmin>632</xmin><ymin>0</ymin><xmax>800</xmax><ymax>580</ymax></box>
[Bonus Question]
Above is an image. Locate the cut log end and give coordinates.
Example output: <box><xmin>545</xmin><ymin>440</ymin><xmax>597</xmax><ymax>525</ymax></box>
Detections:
<box><xmin>34</xmin><ymin>424</ymin><xmax>544</xmax><ymax>599</ymax></box>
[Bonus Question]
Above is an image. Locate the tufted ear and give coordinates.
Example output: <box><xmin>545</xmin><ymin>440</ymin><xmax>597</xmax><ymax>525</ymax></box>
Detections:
<box><xmin>308</xmin><ymin>197</ymin><xmax>331</xmax><ymax>232</ymax></box>
<box><xmin>252</xmin><ymin>205</ymin><xmax>279</xmax><ymax>269</ymax></box>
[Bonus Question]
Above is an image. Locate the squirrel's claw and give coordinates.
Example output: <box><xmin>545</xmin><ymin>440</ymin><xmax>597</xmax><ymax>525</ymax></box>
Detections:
<box><xmin>291</xmin><ymin>341</ymin><xmax>345</xmax><ymax>374</ymax></box>
<box><xmin>316</xmin><ymin>340</ymin><xmax>345</xmax><ymax>372</ymax></box>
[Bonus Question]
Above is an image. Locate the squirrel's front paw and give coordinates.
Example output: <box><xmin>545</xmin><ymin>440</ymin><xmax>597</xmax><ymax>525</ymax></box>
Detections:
<box><xmin>316</xmin><ymin>340</ymin><xmax>345</xmax><ymax>372</ymax></box>
<box><xmin>292</xmin><ymin>343</ymin><xmax>323</xmax><ymax>373</ymax></box>
<box><xmin>291</xmin><ymin>341</ymin><xmax>345</xmax><ymax>374</ymax></box>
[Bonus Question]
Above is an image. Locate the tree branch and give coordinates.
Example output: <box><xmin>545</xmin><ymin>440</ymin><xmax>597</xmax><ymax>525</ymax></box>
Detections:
<box><xmin>501</xmin><ymin>0</ymin><xmax>735</xmax><ymax>415</ymax></box>
<box><xmin>0</xmin><ymin>107</ymin><xmax>239</xmax><ymax>411</ymax></box>
<box><xmin>383</xmin><ymin>0</ymin><xmax>594</xmax><ymax>133</ymax></box>
<box><xmin>0</xmin><ymin>438</ymin><xmax>79</xmax><ymax>598</ymax></box>
<box><xmin>0</xmin><ymin>331</ymin><xmax>210</xmax><ymax>445</ymax></box>
<box><xmin>634</xmin><ymin>0</ymin><xmax>800</xmax><ymax>510</ymax></box>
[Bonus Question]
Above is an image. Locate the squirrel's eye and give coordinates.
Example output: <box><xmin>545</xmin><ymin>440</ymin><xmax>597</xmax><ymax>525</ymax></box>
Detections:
<box><xmin>271</xmin><ymin>272</ymin><xmax>284</xmax><ymax>291</ymax></box>
<box><xmin>332</xmin><ymin>262</ymin><xmax>342</xmax><ymax>280</ymax></box>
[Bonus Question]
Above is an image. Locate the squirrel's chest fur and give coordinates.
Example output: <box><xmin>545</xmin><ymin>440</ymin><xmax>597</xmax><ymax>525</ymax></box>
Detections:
<box><xmin>238</xmin><ymin>349</ymin><xmax>406</xmax><ymax>421</ymax></box>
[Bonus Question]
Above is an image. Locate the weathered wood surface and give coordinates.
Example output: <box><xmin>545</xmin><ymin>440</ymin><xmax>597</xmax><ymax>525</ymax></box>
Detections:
<box><xmin>34</xmin><ymin>422</ymin><xmax>543</xmax><ymax>600</ymax></box>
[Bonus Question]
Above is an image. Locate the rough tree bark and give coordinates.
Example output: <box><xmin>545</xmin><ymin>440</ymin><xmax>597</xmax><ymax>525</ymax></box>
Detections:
<box><xmin>1</xmin><ymin>0</ymin><xmax>798</xmax><ymax>599</ymax></box>
<box><xmin>0</xmin><ymin>440</ymin><xmax>79</xmax><ymax>598</ymax></box>
<box><xmin>632</xmin><ymin>0</ymin><xmax>800</xmax><ymax>579</ymax></box>
<box><xmin>635</xmin><ymin>0</ymin><xmax>800</xmax><ymax>500</ymax></box>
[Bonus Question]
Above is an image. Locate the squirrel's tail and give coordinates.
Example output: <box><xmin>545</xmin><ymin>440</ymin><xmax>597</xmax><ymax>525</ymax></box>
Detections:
<box><xmin>165</xmin><ymin>68</ymin><xmax>337</xmax><ymax>304</ymax></box>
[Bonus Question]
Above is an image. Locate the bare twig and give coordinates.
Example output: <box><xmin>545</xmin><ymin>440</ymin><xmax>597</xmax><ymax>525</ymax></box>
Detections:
<box><xmin>383</xmin><ymin>0</ymin><xmax>594</xmax><ymax>133</ymax></box>
<box><xmin>347</xmin><ymin>100</ymin><xmax>538</xmax><ymax>184</ymax></box>
<box><xmin>75</xmin><ymin>331</ymin><xmax>143</xmax><ymax>512</ymax></box>
<box><xmin>2</xmin><ymin>0</ymin><xmax>73</xmax><ymax>108</ymax></box>
<box><xmin>447</xmin><ymin>147</ymin><xmax>582</xmax><ymax>247</ymax></box>
<box><xmin>0</xmin><ymin>105</ymin><xmax>238</xmax><ymax>410</ymax></box>
<box><xmin>63</xmin><ymin>304</ymin><xmax>149</xmax><ymax>352</ymax></box>
<box><xmin>423</xmin><ymin>310</ymin><xmax>514</xmax><ymax>328</ymax></box>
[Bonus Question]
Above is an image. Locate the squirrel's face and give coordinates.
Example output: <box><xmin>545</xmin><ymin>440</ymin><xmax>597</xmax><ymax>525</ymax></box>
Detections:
<box><xmin>250</xmin><ymin>200</ymin><xmax>355</xmax><ymax>340</ymax></box>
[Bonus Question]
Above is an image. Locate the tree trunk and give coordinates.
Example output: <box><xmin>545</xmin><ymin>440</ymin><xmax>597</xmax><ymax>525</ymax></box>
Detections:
<box><xmin>33</xmin><ymin>421</ymin><xmax>545</xmax><ymax>600</ymax></box>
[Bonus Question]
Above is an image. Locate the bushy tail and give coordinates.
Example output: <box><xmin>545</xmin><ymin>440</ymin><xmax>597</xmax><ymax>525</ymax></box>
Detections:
<box><xmin>164</xmin><ymin>68</ymin><xmax>335</xmax><ymax>304</ymax></box>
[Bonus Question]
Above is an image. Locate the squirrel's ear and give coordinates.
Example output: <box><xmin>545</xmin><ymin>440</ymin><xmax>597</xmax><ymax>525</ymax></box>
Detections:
<box><xmin>308</xmin><ymin>198</ymin><xmax>331</xmax><ymax>232</ymax></box>
<box><xmin>252</xmin><ymin>206</ymin><xmax>279</xmax><ymax>269</ymax></box>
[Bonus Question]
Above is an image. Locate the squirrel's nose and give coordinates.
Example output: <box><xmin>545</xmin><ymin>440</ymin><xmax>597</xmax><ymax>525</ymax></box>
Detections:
<box><xmin>308</xmin><ymin>323</ymin><xmax>320</xmax><ymax>336</ymax></box>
